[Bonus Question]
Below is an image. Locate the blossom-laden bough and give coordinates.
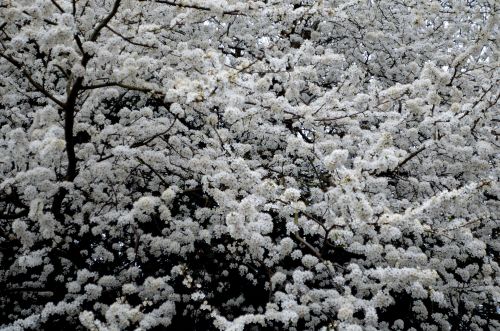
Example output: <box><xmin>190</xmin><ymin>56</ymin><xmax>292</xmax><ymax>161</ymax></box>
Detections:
<box><xmin>0</xmin><ymin>0</ymin><xmax>498</xmax><ymax>330</ymax></box>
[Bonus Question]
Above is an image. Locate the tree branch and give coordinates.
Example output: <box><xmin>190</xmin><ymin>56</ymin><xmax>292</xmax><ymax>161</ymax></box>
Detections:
<box><xmin>90</xmin><ymin>0</ymin><xmax>122</xmax><ymax>42</ymax></box>
<box><xmin>142</xmin><ymin>0</ymin><xmax>245</xmax><ymax>16</ymax></box>
<box><xmin>105</xmin><ymin>25</ymin><xmax>157</xmax><ymax>48</ymax></box>
<box><xmin>136</xmin><ymin>156</ymin><xmax>169</xmax><ymax>187</ymax></box>
<box><xmin>50</xmin><ymin>0</ymin><xmax>65</xmax><ymax>13</ymax></box>
<box><xmin>0</xmin><ymin>52</ymin><xmax>66</xmax><ymax>108</ymax></box>
<box><xmin>393</xmin><ymin>145</ymin><xmax>426</xmax><ymax>172</ymax></box>
<box><xmin>0</xmin><ymin>209</ymin><xmax>28</xmax><ymax>220</ymax></box>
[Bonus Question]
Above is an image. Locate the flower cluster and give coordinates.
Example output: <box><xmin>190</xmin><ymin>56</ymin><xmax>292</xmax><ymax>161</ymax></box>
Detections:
<box><xmin>0</xmin><ymin>0</ymin><xmax>498</xmax><ymax>330</ymax></box>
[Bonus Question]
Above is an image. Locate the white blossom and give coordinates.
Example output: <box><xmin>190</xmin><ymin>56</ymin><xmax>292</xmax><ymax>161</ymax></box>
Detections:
<box><xmin>0</xmin><ymin>0</ymin><xmax>497</xmax><ymax>330</ymax></box>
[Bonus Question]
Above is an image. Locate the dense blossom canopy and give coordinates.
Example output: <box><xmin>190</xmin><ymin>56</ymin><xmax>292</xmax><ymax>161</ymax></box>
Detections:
<box><xmin>0</xmin><ymin>0</ymin><xmax>499</xmax><ymax>330</ymax></box>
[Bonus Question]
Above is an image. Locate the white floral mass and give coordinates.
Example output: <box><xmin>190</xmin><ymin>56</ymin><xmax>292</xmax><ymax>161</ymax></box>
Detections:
<box><xmin>0</xmin><ymin>0</ymin><xmax>498</xmax><ymax>330</ymax></box>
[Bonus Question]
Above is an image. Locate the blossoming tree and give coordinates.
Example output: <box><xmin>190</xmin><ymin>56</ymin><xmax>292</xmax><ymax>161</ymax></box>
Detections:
<box><xmin>0</xmin><ymin>0</ymin><xmax>498</xmax><ymax>330</ymax></box>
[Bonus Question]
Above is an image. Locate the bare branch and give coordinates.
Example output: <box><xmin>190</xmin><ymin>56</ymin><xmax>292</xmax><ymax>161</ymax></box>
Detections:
<box><xmin>50</xmin><ymin>0</ymin><xmax>65</xmax><ymax>13</ymax></box>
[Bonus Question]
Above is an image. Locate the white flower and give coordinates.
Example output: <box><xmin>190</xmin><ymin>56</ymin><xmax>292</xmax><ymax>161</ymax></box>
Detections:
<box><xmin>84</xmin><ymin>284</ymin><xmax>102</xmax><ymax>300</ymax></box>
<box><xmin>79</xmin><ymin>311</ymin><xmax>96</xmax><ymax>330</ymax></box>
<box><xmin>337</xmin><ymin>304</ymin><xmax>354</xmax><ymax>321</ymax></box>
<box><xmin>301</xmin><ymin>255</ymin><xmax>319</xmax><ymax>268</ymax></box>
<box><xmin>191</xmin><ymin>291</ymin><xmax>206</xmax><ymax>301</ymax></box>
<box><xmin>270</xmin><ymin>272</ymin><xmax>286</xmax><ymax>287</ymax></box>
<box><xmin>122</xmin><ymin>283</ymin><xmax>138</xmax><ymax>295</ymax></box>
<box><xmin>430</xmin><ymin>290</ymin><xmax>446</xmax><ymax>307</ymax></box>
<box><xmin>324</xmin><ymin>149</ymin><xmax>348</xmax><ymax>171</ymax></box>
<box><xmin>282</xmin><ymin>188</ymin><xmax>301</xmax><ymax>202</ymax></box>
<box><xmin>71</xmin><ymin>63</ymin><xmax>85</xmax><ymax>77</ymax></box>
<box><xmin>67</xmin><ymin>281</ymin><xmax>81</xmax><ymax>293</ymax></box>
<box><xmin>161</xmin><ymin>187</ymin><xmax>177</xmax><ymax>204</ymax></box>
<box><xmin>98</xmin><ymin>275</ymin><xmax>120</xmax><ymax>288</ymax></box>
